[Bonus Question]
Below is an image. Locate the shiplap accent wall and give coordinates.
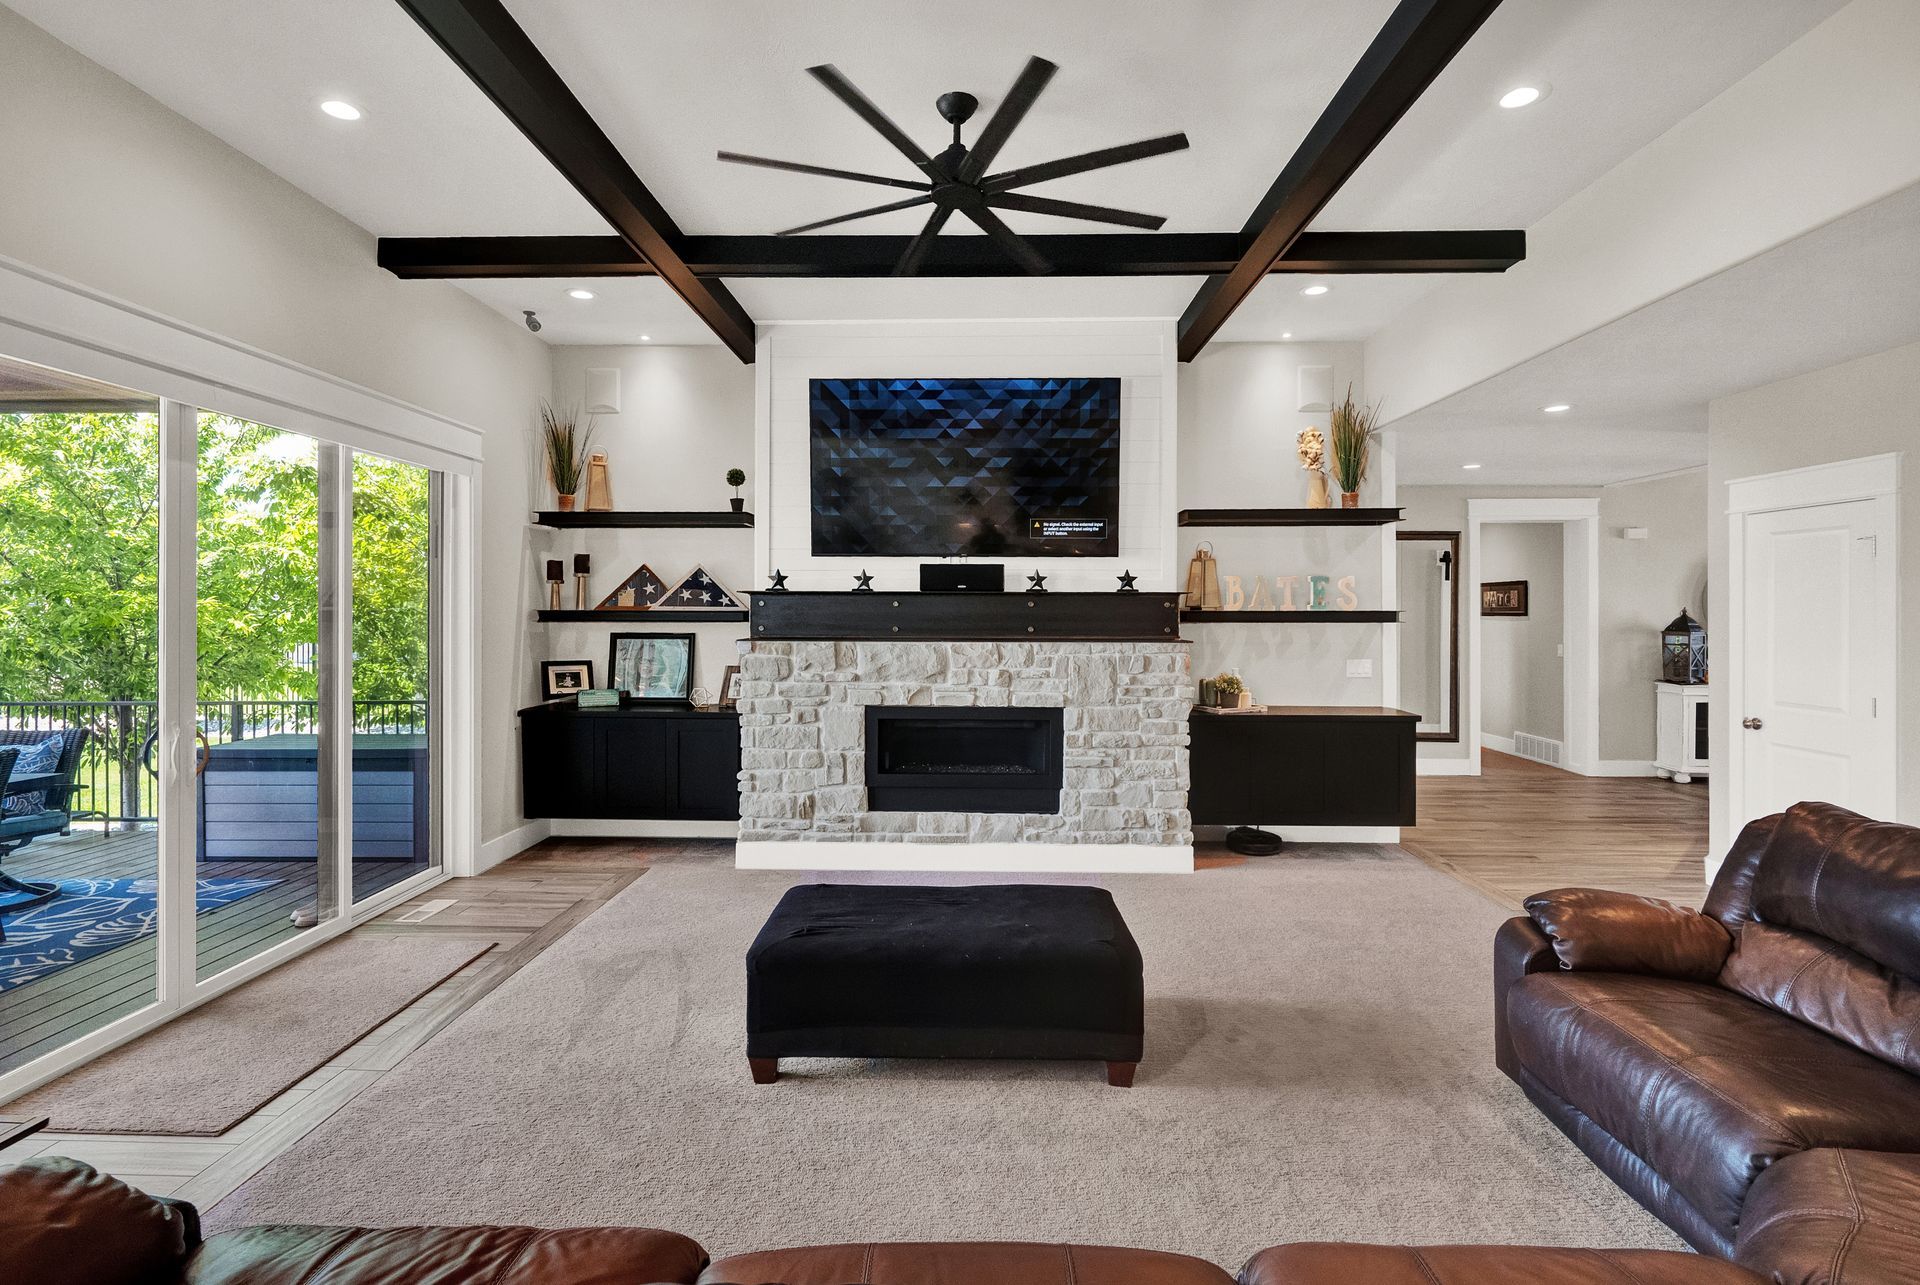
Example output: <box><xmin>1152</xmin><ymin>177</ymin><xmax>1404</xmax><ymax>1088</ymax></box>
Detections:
<box><xmin>753</xmin><ymin>320</ymin><xmax>1179</xmax><ymax>594</ymax></box>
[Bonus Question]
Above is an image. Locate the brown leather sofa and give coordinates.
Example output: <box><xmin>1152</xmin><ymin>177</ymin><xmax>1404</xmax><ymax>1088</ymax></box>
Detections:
<box><xmin>1496</xmin><ymin>801</ymin><xmax>1920</xmax><ymax>1284</ymax></box>
<box><xmin>3</xmin><ymin>1155</ymin><xmax>1757</xmax><ymax>1284</ymax></box>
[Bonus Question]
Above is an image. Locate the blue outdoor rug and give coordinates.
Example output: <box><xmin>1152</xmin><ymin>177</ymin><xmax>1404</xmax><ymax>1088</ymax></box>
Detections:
<box><xmin>0</xmin><ymin>876</ymin><xmax>281</xmax><ymax>993</ymax></box>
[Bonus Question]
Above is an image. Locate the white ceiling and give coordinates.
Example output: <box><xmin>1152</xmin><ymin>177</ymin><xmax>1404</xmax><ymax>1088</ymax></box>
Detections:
<box><xmin>4</xmin><ymin>0</ymin><xmax>1846</xmax><ymax>347</ymax></box>
<box><xmin>1388</xmin><ymin>180</ymin><xmax>1920</xmax><ymax>486</ymax></box>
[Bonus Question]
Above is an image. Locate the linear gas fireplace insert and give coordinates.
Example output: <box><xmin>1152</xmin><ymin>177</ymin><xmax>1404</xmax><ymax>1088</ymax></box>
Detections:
<box><xmin>864</xmin><ymin>706</ymin><xmax>1065</xmax><ymax>814</ymax></box>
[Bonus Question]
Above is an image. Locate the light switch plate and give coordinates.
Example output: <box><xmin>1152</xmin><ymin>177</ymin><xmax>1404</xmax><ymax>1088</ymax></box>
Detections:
<box><xmin>1346</xmin><ymin>659</ymin><xmax>1373</xmax><ymax>678</ymax></box>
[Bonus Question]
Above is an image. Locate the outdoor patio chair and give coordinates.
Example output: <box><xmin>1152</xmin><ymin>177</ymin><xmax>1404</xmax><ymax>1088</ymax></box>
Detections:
<box><xmin>0</xmin><ymin>728</ymin><xmax>88</xmax><ymax>921</ymax></box>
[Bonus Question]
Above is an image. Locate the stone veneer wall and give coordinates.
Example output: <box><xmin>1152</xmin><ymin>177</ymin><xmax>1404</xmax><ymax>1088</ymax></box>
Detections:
<box><xmin>737</xmin><ymin>641</ymin><xmax>1192</xmax><ymax>846</ymax></box>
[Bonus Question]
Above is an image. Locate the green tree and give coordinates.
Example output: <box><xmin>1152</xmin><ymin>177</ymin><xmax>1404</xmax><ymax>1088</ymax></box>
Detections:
<box><xmin>0</xmin><ymin>411</ymin><xmax>431</xmax><ymax>823</ymax></box>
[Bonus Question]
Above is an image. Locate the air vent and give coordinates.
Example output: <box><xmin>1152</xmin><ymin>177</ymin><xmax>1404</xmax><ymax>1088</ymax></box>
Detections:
<box><xmin>1513</xmin><ymin>732</ymin><xmax>1563</xmax><ymax>767</ymax></box>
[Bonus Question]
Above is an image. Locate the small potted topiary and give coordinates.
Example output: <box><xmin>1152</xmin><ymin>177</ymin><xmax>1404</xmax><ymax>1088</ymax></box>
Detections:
<box><xmin>726</xmin><ymin>467</ymin><xmax>747</xmax><ymax>512</ymax></box>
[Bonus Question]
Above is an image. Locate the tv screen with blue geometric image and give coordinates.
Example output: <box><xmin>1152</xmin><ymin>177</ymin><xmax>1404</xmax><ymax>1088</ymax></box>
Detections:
<box><xmin>809</xmin><ymin>376</ymin><xmax>1121</xmax><ymax>559</ymax></box>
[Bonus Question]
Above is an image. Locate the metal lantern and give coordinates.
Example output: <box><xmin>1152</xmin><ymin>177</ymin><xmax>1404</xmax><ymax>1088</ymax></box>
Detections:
<box><xmin>1661</xmin><ymin>609</ymin><xmax>1707</xmax><ymax>684</ymax></box>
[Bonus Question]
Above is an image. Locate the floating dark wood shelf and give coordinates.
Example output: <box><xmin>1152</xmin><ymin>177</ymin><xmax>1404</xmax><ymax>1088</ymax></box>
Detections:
<box><xmin>532</xmin><ymin>510</ymin><xmax>753</xmax><ymax>529</ymax></box>
<box><xmin>1181</xmin><ymin>610</ymin><xmax>1400</xmax><ymax>623</ymax></box>
<box><xmin>750</xmin><ymin>592</ymin><xmax>1180</xmax><ymax>642</ymax></box>
<box><xmin>1178</xmin><ymin>507</ymin><xmax>1402</xmax><ymax>527</ymax></box>
<box><xmin>536</xmin><ymin>609</ymin><xmax>749</xmax><ymax>623</ymax></box>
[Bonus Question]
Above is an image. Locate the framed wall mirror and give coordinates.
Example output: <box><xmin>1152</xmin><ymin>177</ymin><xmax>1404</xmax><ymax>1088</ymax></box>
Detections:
<box><xmin>1396</xmin><ymin>531</ymin><xmax>1461</xmax><ymax>742</ymax></box>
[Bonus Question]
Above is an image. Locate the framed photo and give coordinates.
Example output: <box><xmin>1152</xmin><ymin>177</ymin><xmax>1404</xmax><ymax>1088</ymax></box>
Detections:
<box><xmin>718</xmin><ymin>665</ymin><xmax>743</xmax><ymax>709</ymax></box>
<box><xmin>541</xmin><ymin>660</ymin><xmax>593</xmax><ymax>700</ymax></box>
<box><xmin>608</xmin><ymin>633</ymin><xmax>696</xmax><ymax>702</ymax></box>
<box><xmin>1481</xmin><ymin>580</ymin><xmax>1529</xmax><ymax>617</ymax></box>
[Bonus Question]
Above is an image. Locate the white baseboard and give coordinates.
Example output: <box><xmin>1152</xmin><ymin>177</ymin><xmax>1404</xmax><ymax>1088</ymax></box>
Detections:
<box><xmin>475</xmin><ymin>818</ymin><xmax>549</xmax><ymax>873</ymax></box>
<box><xmin>1592</xmin><ymin>760</ymin><xmax>1660</xmax><ymax>777</ymax></box>
<box><xmin>1481</xmin><ymin>732</ymin><xmax>1517</xmax><ymax>756</ymax></box>
<box><xmin>1417</xmin><ymin>758</ymin><xmax>1475</xmax><ymax>776</ymax></box>
<box><xmin>551</xmin><ymin>819</ymin><xmax>741</xmax><ymax>840</ymax></box>
<box><xmin>735</xmin><ymin>840</ymin><xmax>1194</xmax><ymax>874</ymax></box>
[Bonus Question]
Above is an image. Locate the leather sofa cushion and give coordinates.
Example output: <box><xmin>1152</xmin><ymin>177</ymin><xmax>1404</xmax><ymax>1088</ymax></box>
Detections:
<box><xmin>186</xmin><ymin>1224</ymin><xmax>709</xmax><ymax>1285</ymax></box>
<box><xmin>1720</xmin><ymin>923</ymin><xmax>1920</xmax><ymax>1076</ymax></box>
<box><xmin>1736</xmin><ymin>1149</ymin><xmax>1920</xmax><ymax>1285</ymax></box>
<box><xmin>1525</xmin><ymin>888</ymin><xmax>1732</xmax><ymax>980</ymax></box>
<box><xmin>1751</xmin><ymin>803</ymin><xmax>1920</xmax><ymax>980</ymax></box>
<box><xmin>0</xmin><ymin>1157</ymin><xmax>197</xmax><ymax>1285</ymax></box>
<box><xmin>1238</xmin><ymin>1243</ymin><xmax>1763</xmax><ymax>1284</ymax></box>
<box><xmin>1703</xmin><ymin>814</ymin><xmax>1782</xmax><ymax>931</ymax></box>
<box><xmin>1505</xmin><ymin>972</ymin><xmax>1920</xmax><ymax>1240</ymax></box>
<box><xmin>699</xmin><ymin>1242</ymin><xmax>1235</xmax><ymax>1285</ymax></box>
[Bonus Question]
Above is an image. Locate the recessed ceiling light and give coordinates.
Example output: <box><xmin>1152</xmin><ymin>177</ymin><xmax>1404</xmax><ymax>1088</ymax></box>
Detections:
<box><xmin>567</xmin><ymin>289</ymin><xmax>595</xmax><ymax>300</ymax></box>
<box><xmin>1462</xmin><ymin>463</ymin><xmax>1483</xmax><ymax>470</ymax></box>
<box><xmin>319</xmin><ymin>100</ymin><xmax>362</xmax><ymax>121</ymax></box>
<box><xmin>1300</xmin><ymin>284</ymin><xmax>1330</xmax><ymax>296</ymax></box>
<box><xmin>1499</xmin><ymin>85</ymin><xmax>1544</xmax><ymax>110</ymax></box>
<box><xmin>1542</xmin><ymin>403</ymin><xmax>1571</xmax><ymax>414</ymax></box>
<box><xmin>1281</xmin><ymin>332</ymin><xmax>1293</xmax><ymax>340</ymax></box>
<box><xmin>639</xmin><ymin>335</ymin><xmax>651</xmax><ymax>342</ymax></box>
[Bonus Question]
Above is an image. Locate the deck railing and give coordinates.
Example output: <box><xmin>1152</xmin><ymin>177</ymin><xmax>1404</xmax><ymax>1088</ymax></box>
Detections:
<box><xmin>0</xmin><ymin>699</ymin><xmax>428</xmax><ymax>824</ymax></box>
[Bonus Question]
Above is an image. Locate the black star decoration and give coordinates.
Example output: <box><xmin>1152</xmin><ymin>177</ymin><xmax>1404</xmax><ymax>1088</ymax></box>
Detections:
<box><xmin>1116</xmin><ymin>570</ymin><xmax>1139</xmax><ymax>593</ymax></box>
<box><xmin>767</xmin><ymin>570</ymin><xmax>788</xmax><ymax>591</ymax></box>
<box><xmin>1026</xmin><ymin>571</ymin><xmax>1048</xmax><ymax>593</ymax></box>
<box><xmin>853</xmin><ymin>570</ymin><xmax>875</xmax><ymax>592</ymax></box>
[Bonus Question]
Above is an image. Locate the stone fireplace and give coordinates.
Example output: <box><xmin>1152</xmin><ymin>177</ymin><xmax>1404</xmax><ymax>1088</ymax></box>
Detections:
<box><xmin>734</xmin><ymin>640</ymin><xmax>1193</xmax><ymax>872</ymax></box>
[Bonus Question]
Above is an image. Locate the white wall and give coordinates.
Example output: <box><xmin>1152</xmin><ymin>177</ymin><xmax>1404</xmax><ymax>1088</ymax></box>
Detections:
<box><xmin>1479</xmin><ymin>524</ymin><xmax>1565</xmax><ymax>745</ymax></box>
<box><xmin>754</xmin><ymin>320</ymin><xmax>1179</xmax><ymax>593</ymax></box>
<box><xmin>1178</xmin><ymin>342</ymin><xmax>1392</xmax><ymax>708</ymax></box>
<box><xmin>544</xmin><ymin>345</ymin><xmax>757</xmax><ymax>699</ymax></box>
<box><xmin>0</xmin><ymin>6</ymin><xmax>553</xmax><ymax>856</ymax></box>
<box><xmin>1707</xmin><ymin>339</ymin><xmax>1918</xmax><ymax>860</ymax></box>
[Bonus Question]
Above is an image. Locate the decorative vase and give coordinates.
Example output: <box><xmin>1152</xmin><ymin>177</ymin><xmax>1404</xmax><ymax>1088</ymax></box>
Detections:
<box><xmin>730</xmin><ymin>496</ymin><xmax>745</xmax><ymax>513</ymax></box>
<box><xmin>1306</xmin><ymin>471</ymin><xmax>1331</xmax><ymax>510</ymax></box>
<box><xmin>1341</xmin><ymin>491</ymin><xmax>1360</xmax><ymax>509</ymax></box>
<box><xmin>556</xmin><ymin>492</ymin><xmax>577</xmax><ymax>512</ymax></box>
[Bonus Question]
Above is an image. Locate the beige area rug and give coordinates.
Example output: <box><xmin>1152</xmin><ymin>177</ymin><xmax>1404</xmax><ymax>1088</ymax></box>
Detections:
<box><xmin>207</xmin><ymin>849</ymin><xmax>1685</xmax><ymax>1268</ymax></box>
<box><xmin>8</xmin><ymin>935</ymin><xmax>494</xmax><ymax>1135</ymax></box>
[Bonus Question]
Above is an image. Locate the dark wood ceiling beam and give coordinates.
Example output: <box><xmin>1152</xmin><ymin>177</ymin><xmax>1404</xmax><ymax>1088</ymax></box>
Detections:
<box><xmin>1176</xmin><ymin>0</ymin><xmax>1506</xmax><ymax>362</ymax></box>
<box><xmin>378</xmin><ymin>230</ymin><xmax>1523</xmax><ymax>280</ymax></box>
<box><xmin>393</xmin><ymin>0</ymin><xmax>756</xmax><ymax>361</ymax></box>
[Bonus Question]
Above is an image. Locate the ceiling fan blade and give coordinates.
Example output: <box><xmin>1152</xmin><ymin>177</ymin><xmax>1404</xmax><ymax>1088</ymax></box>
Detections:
<box><xmin>894</xmin><ymin>206</ymin><xmax>957</xmax><ymax>277</ymax></box>
<box><xmin>984</xmin><ymin>133</ymin><xmax>1190</xmax><ymax>192</ymax></box>
<box><xmin>957</xmin><ymin>55</ymin><xmax>1058</xmax><ymax>184</ymax></box>
<box><xmin>988</xmin><ymin>191</ymin><xmax>1167</xmax><ymax>231</ymax></box>
<box><xmin>717</xmin><ymin>151</ymin><xmax>929</xmax><ymax>192</ymax></box>
<box><xmin>775</xmin><ymin>194</ymin><xmax>933</xmax><ymax>236</ymax></box>
<box><xmin>958</xmin><ymin>204</ymin><xmax>1052</xmax><ymax>275</ymax></box>
<box><xmin>806</xmin><ymin>64</ymin><xmax>947</xmax><ymax>182</ymax></box>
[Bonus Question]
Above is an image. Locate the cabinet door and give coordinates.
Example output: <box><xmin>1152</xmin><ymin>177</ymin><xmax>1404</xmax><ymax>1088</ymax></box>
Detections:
<box><xmin>1187</xmin><ymin>717</ymin><xmax>1255</xmax><ymax>823</ymax></box>
<box><xmin>521</xmin><ymin>714</ymin><xmax>597</xmax><ymax>818</ymax></box>
<box><xmin>673</xmin><ymin>718</ymin><xmax>742</xmax><ymax>820</ymax></box>
<box><xmin>1320</xmin><ymin>722</ymin><xmax>1414</xmax><ymax>824</ymax></box>
<box><xmin>598</xmin><ymin>717</ymin><xmax>671</xmax><ymax>818</ymax></box>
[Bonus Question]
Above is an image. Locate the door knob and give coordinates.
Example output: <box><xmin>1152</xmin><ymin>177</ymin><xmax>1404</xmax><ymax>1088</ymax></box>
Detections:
<box><xmin>1742</xmin><ymin>717</ymin><xmax>1763</xmax><ymax>730</ymax></box>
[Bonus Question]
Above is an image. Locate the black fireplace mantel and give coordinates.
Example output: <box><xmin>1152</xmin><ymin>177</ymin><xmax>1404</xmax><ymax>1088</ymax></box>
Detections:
<box><xmin>748</xmin><ymin>591</ymin><xmax>1180</xmax><ymax>642</ymax></box>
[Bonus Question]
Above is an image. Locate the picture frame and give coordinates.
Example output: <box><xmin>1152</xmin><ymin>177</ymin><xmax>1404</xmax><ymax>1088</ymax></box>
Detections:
<box><xmin>718</xmin><ymin>665</ymin><xmax>743</xmax><ymax>709</ymax></box>
<box><xmin>1481</xmin><ymin>580</ymin><xmax>1529</xmax><ymax>617</ymax></box>
<box><xmin>540</xmin><ymin>660</ymin><xmax>593</xmax><ymax>701</ymax></box>
<box><xmin>608</xmin><ymin>633</ymin><xmax>696</xmax><ymax>702</ymax></box>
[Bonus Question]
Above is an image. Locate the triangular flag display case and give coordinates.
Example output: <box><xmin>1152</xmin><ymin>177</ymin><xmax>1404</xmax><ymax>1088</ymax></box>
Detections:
<box><xmin>653</xmin><ymin>565</ymin><xmax>743</xmax><ymax>611</ymax></box>
<box><xmin>598</xmin><ymin>563</ymin><xmax>669</xmax><ymax>610</ymax></box>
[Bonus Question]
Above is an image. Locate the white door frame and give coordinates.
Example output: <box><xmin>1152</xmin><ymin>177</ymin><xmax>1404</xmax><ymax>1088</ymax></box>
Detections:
<box><xmin>1466</xmin><ymin>499</ymin><xmax>1602</xmax><ymax>777</ymax></box>
<box><xmin>1720</xmin><ymin>453</ymin><xmax>1901</xmax><ymax>862</ymax></box>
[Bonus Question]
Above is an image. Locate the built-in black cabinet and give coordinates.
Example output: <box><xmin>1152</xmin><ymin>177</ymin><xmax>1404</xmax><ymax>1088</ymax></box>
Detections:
<box><xmin>1187</xmin><ymin>708</ymin><xmax>1417</xmax><ymax>827</ymax></box>
<box><xmin>519</xmin><ymin>703</ymin><xmax>740</xmax><ymax>820</ymax></box>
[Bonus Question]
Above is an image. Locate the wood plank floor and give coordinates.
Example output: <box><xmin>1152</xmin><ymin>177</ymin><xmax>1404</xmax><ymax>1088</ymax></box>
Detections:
<box><xmin>1400</xmin><ymin>750</ymin><xmax>1711</xmax><ymax>910</ymax></box>
<box><xmin>1</xmin><ymin>828</ymin><xmax>425</xmax><ymax>1075</ymax></box>
<box><xmin>0</xmin><ymin>838</ymin><xmax>659</xmax><ymax>1204</ymax></box>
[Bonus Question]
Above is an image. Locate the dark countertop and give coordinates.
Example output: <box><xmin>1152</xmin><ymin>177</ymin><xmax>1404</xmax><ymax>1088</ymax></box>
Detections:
<box><xmin>1191</xmin><ymin>705</ymin><xmax>1421</xmax><ymax>720</ymax></box>
<box><xmin>518</xmin><ymin>699</ymin><xmax>739</xmax><ymax>718</ymax></box>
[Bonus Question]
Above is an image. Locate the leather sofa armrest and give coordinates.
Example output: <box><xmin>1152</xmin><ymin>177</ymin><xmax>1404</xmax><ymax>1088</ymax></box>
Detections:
<box><xmin>1524</xmin><ymin>888</ymin><xmax>1732</xmax><ymax>982</ymax></box>
<box><xmin>1492</xmin><ymin>915</ymin><xmax>1559</xmax><ymax>1079</ymax></box>
<box><xmin>1735</xmin><ymin>1148</ymin><xmax>1920</xmax><ymax>1285</ymax></box>
<box><xmin>0</xmin><ymin>1157</ymin><xmax>198</xmax><ymax>1285</ymax></box>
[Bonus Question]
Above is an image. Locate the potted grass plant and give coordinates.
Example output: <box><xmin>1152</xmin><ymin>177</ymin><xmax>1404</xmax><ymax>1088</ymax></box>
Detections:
<box><xmin>1328</xmin><ymin>384</ymin><xmax>1382</xmax><ymax>509</ymax></box>
<box><xmin>541</xmin><ymin>402</ymin><xmax>593</xmax><ymax>511</ymax></box>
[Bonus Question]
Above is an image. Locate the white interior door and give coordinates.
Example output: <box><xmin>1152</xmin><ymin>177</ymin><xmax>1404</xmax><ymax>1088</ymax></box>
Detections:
<box><xmin>1739</xmin><ymin>499</ymin><xmax>1894</xmax><ymax>819</ymax></box>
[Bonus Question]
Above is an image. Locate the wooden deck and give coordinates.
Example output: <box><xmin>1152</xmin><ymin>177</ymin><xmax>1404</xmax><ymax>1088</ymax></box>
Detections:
<box><xmin>0</xmin><ymin>828</ymin><xmax>422</xmax><ymax>1076</ymax></box>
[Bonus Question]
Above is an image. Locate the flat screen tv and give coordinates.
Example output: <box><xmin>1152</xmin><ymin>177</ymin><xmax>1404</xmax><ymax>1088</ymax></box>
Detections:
<box><xmin>809</xmin><ymin>376</ymin><xmax>1121</xmax><ymax>559</ymax></box>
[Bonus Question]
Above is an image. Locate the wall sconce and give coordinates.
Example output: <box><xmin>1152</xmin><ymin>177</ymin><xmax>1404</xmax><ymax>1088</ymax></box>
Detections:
<box><xmin>584</xmin><ymin>367</ymin><xmax>620</xmax><ymax>414</ymax></box>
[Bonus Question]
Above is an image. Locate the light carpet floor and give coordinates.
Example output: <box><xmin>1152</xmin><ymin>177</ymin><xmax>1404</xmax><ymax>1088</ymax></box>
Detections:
<box><xmin>206</xmin><ymin>847</ymin><xmax>1685</xmax><ymax>1268</ymax></box>
<box><xmin>9</xmin><ymin>935</ymin><xmax>493</xmax><ymax>1134</ymax></box>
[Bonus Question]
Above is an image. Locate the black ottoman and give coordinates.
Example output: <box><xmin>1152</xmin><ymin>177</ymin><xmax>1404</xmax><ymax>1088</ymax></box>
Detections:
<box><xmin>745</xmin><ymin>883</ymin><xmax>1144</xmax><ymax>1086</ymax></box>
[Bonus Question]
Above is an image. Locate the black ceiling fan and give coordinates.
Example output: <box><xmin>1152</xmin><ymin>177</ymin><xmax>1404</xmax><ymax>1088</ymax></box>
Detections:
<box><xmin>718</xmin><ymin>56</ymin><xmax>1189</xmax><ymax>277</ymax></box>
